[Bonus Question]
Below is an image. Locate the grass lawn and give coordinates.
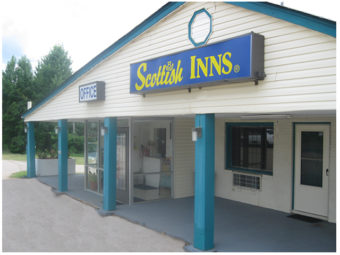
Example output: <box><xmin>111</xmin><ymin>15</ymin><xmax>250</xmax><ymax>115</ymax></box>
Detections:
<box><xmin>9</xmin><ymin>171</ymin><xmax>27</xmax><ymax>178</ymax></box>
<box><xmin>2</xmin><ymin>152</ymin><xmax>84</xmax><ymax>165</ymax></box>
<box><xmin>70</xmin><ymin>154</ymin><xmax>85</xmax><ymax>165</ymax></box>
<box><xmin>2</xmin><ymin>153</ymin><xmax>27</xmax><ymax>161</ymax></box>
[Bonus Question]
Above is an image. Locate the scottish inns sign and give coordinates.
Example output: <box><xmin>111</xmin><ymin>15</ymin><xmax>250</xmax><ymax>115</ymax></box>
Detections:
<box><xmin>130</xmin><ymin>33</ymin><xmax>265</xmax><ymax>94</ymax></box>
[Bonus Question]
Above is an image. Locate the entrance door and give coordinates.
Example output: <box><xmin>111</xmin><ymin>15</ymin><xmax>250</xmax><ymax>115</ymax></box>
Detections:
<box><xmin>294</xmin><ymin>124</ymin><xmax>330</xmax><ymax>218</ymax></box>
<box><xmin>116</xmin><ymin>128</ymin><xmax>129</xmax><ymax>203</ymax></box>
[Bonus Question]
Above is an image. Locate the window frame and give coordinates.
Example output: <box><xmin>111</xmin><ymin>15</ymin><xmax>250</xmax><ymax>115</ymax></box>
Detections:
<box><xmin>225</xmin><ymin>122</ymin><xmax>274</xmax><ymax>176</ymax></box>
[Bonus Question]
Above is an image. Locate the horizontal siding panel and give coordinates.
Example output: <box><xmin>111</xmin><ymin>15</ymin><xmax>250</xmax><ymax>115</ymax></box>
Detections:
<box><xmin>265</xmin><ymin>58</ymin><xmax>335</xmax><ymax>74</ymax></box>
<box><xmin>269</xmin><ymin>67</ymin><xmax>335</xmax><ymax>81</ymax></box>
<box><xmin>173</xmin><ymin>118</ymin><xmax>195</xmax><ymax>198</ymax></box>
<box><xmin>212</xmin><ymin>19</ymin><xmax>286</xmax><ymax>40</ymax></box>
<box><xmin>103</xmin><ymin>92</ymin><xmax>336</xmax><ymax>111</ymax></box>
<box><xmin>265</xmin><ymin>36</ymin><xmax>333</xmax><ymax>53</ymax></box>
<box><xmin>265</xmin><ymin>30</ymin><xmax>329</xmax><ymax>46</ymax></box>
<box><xmin>265</xmin><ymin>42</ymin><xmax>335</xmax><ymax>60</ymax></box>
<box><xmin>265</xmin><ymin>50</ymin><xmax>336</xmax><ymax>67</ymax></box>
<box><xmin>26</xmin><ymin>2</ymin><xmax>336</xmax><ymax>122</ymax></box>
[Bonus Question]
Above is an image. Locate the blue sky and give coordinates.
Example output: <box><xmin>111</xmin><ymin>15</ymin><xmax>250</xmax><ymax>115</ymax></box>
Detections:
<box><xmin>2</xmin><ymin>35</ymin><xmax>24</xmax><ymax>63</ymax></box>
<box><xmin>1</xmin><ymin>0</ymin><xmax>337</xmax><ymax>72</ymax></box>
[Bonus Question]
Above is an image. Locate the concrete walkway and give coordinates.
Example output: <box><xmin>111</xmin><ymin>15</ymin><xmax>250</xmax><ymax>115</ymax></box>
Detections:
<box><xmin>2</xmin><ymin>160</ymin><xmax>26</xmax><ymax>179</ymax></box>
<box><xmin>2</xmin><ymin>160</ymin><xmax>185</xmax><ymax>252</ymax></box>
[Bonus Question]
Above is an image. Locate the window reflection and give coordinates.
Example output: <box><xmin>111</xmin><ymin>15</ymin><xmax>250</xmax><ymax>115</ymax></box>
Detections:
<box><xmin>132</xmin><ymin>120</ymin><xmax>172</xmax><ymax>202</ymax></box>
<box><xmin>230</xmin><ymin>126</ymin><xmax>273</xmax><ymax>173</ymax></box>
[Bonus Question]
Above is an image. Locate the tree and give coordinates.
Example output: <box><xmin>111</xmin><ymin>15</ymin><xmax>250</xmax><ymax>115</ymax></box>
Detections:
<box><xmin>2</xmin><ymin>45</ymin><xmax>77</xmax><ymax>156</ymax></box>
<box><xmin>33</xmin><ymin>45</ymin><xmax>73</xmax><ymax>157</ymax></box>
<box><xmin>2</xmin><ymin>56</ymin><xmax>34</xmax><ymax>152</ymax></box>
<box><xmin>33</xmin><ymin>45</ymin><xmax>72</xmax><ymax>104</ymax></box>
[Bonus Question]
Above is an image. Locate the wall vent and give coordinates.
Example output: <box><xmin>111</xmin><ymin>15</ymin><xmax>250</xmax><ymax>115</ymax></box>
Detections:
<box><xmin>233</xmin><ymin>173</ymin><xmax>261</xmax><ymax>190</ymax></box>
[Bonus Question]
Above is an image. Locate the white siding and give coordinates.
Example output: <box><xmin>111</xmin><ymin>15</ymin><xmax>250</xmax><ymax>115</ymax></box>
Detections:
<box><xmin>215</xmin><ymin>116</ymin><xmax>336</xmax><ymax>222</ymax></box>
<box><xmin>173</xmin><ymin>117</ymin><xmax>195</xmax><ymax>198</ymax></box>
<box><xmin>25</xmin><ymin>2</ymin><xmax>335</xmax><ymax>122</ymax></box>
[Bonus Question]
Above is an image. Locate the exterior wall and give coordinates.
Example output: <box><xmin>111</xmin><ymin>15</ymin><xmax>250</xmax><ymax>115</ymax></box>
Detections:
<box><xmin>23</xmin><ymin>1</ymin><xmax>336</xmax><ymax>222</ymax></box>
<box><xmin>25</xmin><ymin>2</ymin><xmax>335</xmax><ymax>122</ymax></box>
<box><xmin>215</xmin><ymin>116</ymin><xmax>336</xmax><ymax>223</ymax></box>
<box><xmin>173</xmin><ymin>117</ymin><xmax>195</xmax><ymax>198</ymax></box>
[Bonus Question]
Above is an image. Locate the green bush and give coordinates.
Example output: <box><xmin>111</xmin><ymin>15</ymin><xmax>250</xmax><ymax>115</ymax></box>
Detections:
<box><xmin>68</xmin><ymin>133</ymin><xmax>84</xmax><ymax>155</ymax></box>
<box><xmin>9</xmin><ymin>135</ymin><xmax>26</xmax><ymax>153</ymax></box>
<box><xmin>35</xmin><ymin>122</ymin><xmax>58</xmax><ymax>159</ymax></box>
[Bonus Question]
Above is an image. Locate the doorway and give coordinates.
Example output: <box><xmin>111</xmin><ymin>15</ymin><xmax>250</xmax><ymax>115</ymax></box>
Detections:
<box><xmin>132</xmin><ymin>119</ymin><xmax>173</xmax><ymax>202</ymax></box>
<box><xmin>293</xmin><ymin>124</ymin><xmax>330</xmax><ymax>219</ymax></box>
<box><xmin>84</xmin><ymin>120</ymin><xmax>130</xmax><ymax>204</ymax></box>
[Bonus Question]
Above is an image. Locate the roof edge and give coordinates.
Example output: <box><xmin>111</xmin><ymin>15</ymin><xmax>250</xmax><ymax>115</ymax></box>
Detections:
<box><xmin>227</xmin><ymin>2</ymin><xmax>336</xmax><ymax>37</ymax></box>
<box><xmin>23</xmin><ymin>1</ymin><xmax>185</xmax><ymax>119</ymax></box>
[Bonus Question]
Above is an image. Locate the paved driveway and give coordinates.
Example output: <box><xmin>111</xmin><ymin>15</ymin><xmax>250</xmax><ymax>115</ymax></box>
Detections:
<box><xmin>2</xmin><ymin>160</ymin><xmax>26</xmax><ymax>179</ymax></box>
<box><xmin>2</xmin><ymin>160</ymin><xmax>185</xmax><ymax>252</ymax></box>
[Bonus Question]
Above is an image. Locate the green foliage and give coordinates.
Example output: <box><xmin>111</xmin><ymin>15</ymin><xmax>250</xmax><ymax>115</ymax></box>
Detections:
<box><xmin>2</xmin><ymin>56</ymin><xmax>34</xmax><ymax>152</ymax></box>
<box><xmin>33</xmin><ymin>45</ymin><xmax>72</xmax><ymax>104</ymax></box>
<box><xmin>2</xmin><ymin>45</ymin><xmax>76</xmax><ymax>155</ymax></box>
<box><xmin>35</xmin><ymin>122</ymin><xmax>58</xmax><ymax>159</ymax></box>
<box><xmin>68</xmin><ymin>133</ymin><xmax>84</xmax><ymax>155</ymax></box>
<box><xmin>9</xmin><ymin>135</ymin><xmax>26</xmax><ymax>153</ymax></box>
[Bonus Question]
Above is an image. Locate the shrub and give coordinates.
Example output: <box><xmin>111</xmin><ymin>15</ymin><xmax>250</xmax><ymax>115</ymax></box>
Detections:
<box><xmin>68</xmin><ymin>133</ymin><xmax>84</xmax><ymax>155</ymax></box>
<box><xmin>9</xmin><ymin>135</ymin><xmax>26</xmax><ymax>153</ymax></box>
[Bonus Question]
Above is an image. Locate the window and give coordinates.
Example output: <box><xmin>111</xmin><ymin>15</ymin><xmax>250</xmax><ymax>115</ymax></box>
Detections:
<box><xmin>226</xmin><ymin>123</ymin><xmax>274</xmax><ymax>175</ymax></box>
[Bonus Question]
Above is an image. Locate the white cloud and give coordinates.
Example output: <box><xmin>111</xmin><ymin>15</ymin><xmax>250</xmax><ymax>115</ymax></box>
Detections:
<box><xmin>1</xmin><ymin>0</ymin><xmax>336</xmax><ymax>72</ymax></box>
<box><xmin>2</xmin><ymin>0</ymin><xmax>167</xmax><ymax>71</ymax></box>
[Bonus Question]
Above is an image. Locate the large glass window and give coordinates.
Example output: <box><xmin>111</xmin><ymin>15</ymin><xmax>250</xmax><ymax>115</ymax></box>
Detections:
<box><xmin>132</xmin><ymin>120</ymin><xmax>173</xmax><ymax>202</ymax></box>
<box><xmin>84</xmin><ymin>120</ymin><xmax>130</xmax><ymax>203</ymax></box>
<box><xmin>226</xmin><ymin>123</ymin><xmax>274</xmax><ymax>175</ymax></box>
<box><xmin>85</xmin><ymin>121</ymin><xmax>103</xmax><ymax>193</ymax></box>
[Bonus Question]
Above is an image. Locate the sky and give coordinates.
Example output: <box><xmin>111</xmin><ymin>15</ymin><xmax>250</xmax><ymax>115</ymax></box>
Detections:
<box><xmin>1</xmin><ymin>0</ymin><xmax>338</xmax><ymax>72</ymax></box>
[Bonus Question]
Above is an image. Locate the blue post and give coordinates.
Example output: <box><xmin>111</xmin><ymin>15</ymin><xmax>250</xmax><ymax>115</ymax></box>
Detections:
<box><xmin>58</xmin><ymin>119</ymin><xmax>68</xmax><ymax>192</ymax></box>
<box><xmin>26</xmin><ymin>122</ymin><xmax>36</xmax><ymax>178</ymax></box>
<box><xmin>194</xmin><ymin>114</ymin><xmax>215</xmax><ymax>250</ymax></box>
<box><xmin>102</xmin><ymin>117</ymin><xmax>117</xmax><ymax>211</ymax></box>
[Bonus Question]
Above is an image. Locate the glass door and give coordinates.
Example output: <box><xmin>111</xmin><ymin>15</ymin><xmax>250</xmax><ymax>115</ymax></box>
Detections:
<box><xmin>132</xmin><ymin>119</ymin><xmax>173</xmax><ymax>202</ymax></box>
<box><xmin>86</xmin><ymin>121</ymin><xmax>98</xmax><ymax>193</ymax></box>
<box><xmin>85</xmin><ymin>120</ymin><xmax>103</xmax><ymax>194</ymax></box>
<box><xmin>85</xmin><ymin>120</ymin><xmax>130</xmax><ymax>203</ymax></box>
<box><xmin>116</xmin><ymin>128</ymin><xmax>129</xmax><ymax>203</ymax></box>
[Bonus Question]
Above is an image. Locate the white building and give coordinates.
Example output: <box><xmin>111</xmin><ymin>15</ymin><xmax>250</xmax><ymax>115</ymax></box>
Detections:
<box><xmin>23</xmin><ymin>2</ymin><xmax>336</xmax><ymax>251</ymax></box>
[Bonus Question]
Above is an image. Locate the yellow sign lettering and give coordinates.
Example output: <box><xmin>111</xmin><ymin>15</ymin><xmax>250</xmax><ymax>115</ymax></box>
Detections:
<box><xmin>222</xmin><ymin>52</ymin><xmax>232</xmax><ymax>75</ymax></box>
<box><xmin>135</xmin><ymin>63</ymin><xmax>147</xmax><ymax>91</ymax></box>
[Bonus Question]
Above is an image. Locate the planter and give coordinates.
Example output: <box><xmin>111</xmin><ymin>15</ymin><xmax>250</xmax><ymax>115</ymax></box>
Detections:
<box><xmin>35</xmin><ymin>158</ymin><xmax>76</xmax><ymax>176</ymax></box>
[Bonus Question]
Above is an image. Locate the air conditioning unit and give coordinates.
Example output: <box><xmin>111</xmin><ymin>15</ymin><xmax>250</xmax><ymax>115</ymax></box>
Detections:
<box><xmin>233</xmin><ymin>173</ymin><xmax>261</xmax><ymax>190</ymax></box>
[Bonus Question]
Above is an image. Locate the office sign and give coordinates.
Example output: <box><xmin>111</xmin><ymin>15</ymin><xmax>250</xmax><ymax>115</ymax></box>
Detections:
<box><xmin>79</xmin><ymin>81</ymin><xmax>105</xmax><ymax>102</ymax></box>
<box><xmin>130</xmin><ymin>33</ymin><xmax>265</xmax><ymax>94</ymax></box>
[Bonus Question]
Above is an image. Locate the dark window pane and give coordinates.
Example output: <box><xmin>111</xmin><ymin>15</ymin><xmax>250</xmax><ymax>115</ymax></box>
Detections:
<box><xmin>230</xmin><ymin>126</ymin><xmax>273</xmax><ymax>172</ymax></box>
<box><xmin>300</xmin><ymin>131</ymin><xmax>323</xmax><ymax>187</ymax></box>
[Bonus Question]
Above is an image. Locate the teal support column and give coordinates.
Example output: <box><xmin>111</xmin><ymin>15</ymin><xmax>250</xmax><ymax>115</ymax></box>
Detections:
<box><xmin>26</xmin><ymin>122</ymin><xmax>36</xmax><ymax>178</ymax></box>
<box><xmin>58</xmin><ymin>119</ymin><xmax>68</xmax><ymax>192</ymax></box>
<box><xmin>102</xmin><ymin>117</ymin><xmax>117</xmax><ymax>212</ymax></box>
<box><xmin>194</xmin><ymin>114</ymin><xmax>215</xmax><ymax>250</ymax></box>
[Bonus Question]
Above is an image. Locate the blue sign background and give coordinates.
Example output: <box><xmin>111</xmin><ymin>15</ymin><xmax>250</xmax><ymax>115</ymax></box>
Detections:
<box><xmin>130</xmin><ymin>33</ymin><xmax>252</xmax><ymax>94</ymax></box>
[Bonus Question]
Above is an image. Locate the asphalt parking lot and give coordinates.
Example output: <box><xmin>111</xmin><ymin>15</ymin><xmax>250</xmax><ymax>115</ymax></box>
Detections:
<box><xmin>2</xmin><ymin>160</ymin><xmax>185</xmax><ymax>252</ymax></box>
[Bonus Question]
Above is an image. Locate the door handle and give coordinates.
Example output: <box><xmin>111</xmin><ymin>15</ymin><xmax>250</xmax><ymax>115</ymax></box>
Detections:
<box><xmin>326</xmin><ymin>169</ymin><xmax>329</xmax><ymax>176</ymax></box>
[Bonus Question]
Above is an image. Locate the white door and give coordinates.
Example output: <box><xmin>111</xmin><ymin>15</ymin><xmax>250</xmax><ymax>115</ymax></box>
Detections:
<box><xmin>294</xmin><ymin>124</ymin><xmax>330</xmax><ymax>218</ymax></box>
